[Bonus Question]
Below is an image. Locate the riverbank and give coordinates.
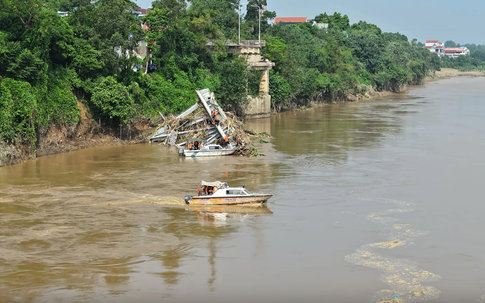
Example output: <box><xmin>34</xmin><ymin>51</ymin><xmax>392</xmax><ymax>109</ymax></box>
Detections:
<box><xmin>425</xmin><ymin>68</ymin><xmax>485</xmax><ymax>81</ymax></box>
<box><xmin>0</xmin><ymin>101</ymin><xmax>152</xmax><ymax>167</ymax></box>
<box><xmin>0</xmin><ymin>72</ymin><xmax>479</xmax><ymax>167</ymax></box>
<box><xmin>306</xmin><ymin>85</ymin><xmax>405</xmax><ymax>110</ymax></box>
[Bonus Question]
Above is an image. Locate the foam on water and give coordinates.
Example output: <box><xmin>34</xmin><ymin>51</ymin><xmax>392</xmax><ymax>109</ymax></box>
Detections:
<box><xmin>345</xmin><ymin>198</ymin><xmax>441</xmax><ymax>303</ymax></box>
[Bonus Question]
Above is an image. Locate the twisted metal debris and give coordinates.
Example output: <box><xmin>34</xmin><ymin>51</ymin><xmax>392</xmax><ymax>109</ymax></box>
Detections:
<box><xmin>149</xmin><ymin>89</ymin><xmax>258</xmax><ymax>156</ymax></box>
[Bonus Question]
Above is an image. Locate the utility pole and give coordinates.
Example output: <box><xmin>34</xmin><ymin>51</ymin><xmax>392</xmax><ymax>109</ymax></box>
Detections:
<box><xmin>231</xmin><ymin>2</ymin><xmax>243</xmax><ymax>44</ymax></box>
<box><xmin>251</xmin><ymin>3</ymin><xmax>262</xmax><ymax>44</ymax></box>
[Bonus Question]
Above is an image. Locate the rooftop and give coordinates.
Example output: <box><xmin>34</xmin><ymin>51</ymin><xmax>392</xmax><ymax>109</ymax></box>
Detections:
<box><xmin>274</xmin><ymin>17</ymin><xmax>309</xmax><ymax>24</ymax></box>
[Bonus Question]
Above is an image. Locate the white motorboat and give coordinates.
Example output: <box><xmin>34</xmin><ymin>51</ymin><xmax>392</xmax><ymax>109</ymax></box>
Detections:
<box><xmin>184</xmin><ymin>181</ymin><xmax>272</xmax><ymax>205</ymax></box>
<box><xmin>178</xmin><ymin>144</ymin><xmax>236</xmax><ymax>157</ymax></box>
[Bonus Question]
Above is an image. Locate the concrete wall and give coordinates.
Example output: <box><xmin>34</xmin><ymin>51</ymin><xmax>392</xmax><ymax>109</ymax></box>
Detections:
<box><xmin>134</xmin><ymin>42</ymin><xmax>147</xmax><ymax>59</ymax></box>
<box><xmin>241</xmin><ymin>95</ymin><xmax>271</xmax><ymax>119</ymax></box>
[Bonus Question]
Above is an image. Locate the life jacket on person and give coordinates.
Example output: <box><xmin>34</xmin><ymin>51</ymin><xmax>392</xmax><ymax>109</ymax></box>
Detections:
<box><xmin>224</xmin><ymin>134</ymin><xmax>228</xmax><ymax>143</ymax></box>
<box><xmin>197</xmin><ymin>185</ymin><xmax>202</xmax><ymax>194</ymax></box>
<box><xmin>188</xmin><ymin>143</ymin><xmax>193</xmax><ymax>150</ymax></box>
<box><xmin>214</xmin><ymin>115</ymin><xmax>220</xmax><ymax>125</ymax></box>
<box><xmin>208</xmin><ymin>187</ymin><xmax>213</xmax><ymax>195</ymax></box>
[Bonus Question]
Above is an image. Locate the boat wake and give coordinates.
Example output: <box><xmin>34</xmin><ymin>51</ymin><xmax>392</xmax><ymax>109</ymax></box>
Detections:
<box><xmin>102</xmin><ymin>196</ymin><xmax>186</xmax><ymax>206</ymax></box>
<box><xmin>345</xmin><ymin>197</ymin><xmax>441</xmax><ymax>303</ymax></box>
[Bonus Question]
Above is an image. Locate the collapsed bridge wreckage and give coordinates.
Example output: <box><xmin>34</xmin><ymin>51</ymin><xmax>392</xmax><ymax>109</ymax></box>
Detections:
<box><xmin>149</xmin><ymin>89</ymin><xmax>258</xmax><ymax>156</ymax></box>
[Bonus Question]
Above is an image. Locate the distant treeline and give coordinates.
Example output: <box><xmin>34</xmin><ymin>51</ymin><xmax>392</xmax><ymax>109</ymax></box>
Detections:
<box><xmin>0</xmin><ymin>0</ymin><xmax>478</xmax><ymax>150</ymax></box>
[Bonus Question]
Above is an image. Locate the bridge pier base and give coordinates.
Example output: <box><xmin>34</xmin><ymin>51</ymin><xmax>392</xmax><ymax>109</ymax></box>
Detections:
<box><xmin>243</xmin><ymin>54</ymin><xmax>275</xmax><ymax>119</ymax></box>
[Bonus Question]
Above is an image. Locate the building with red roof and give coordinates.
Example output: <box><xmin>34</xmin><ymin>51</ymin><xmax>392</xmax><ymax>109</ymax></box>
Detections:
<box><xmin>444</xmin><ymin>47</ymin><xmax>470</xmax><ymax>58</ymax></box>
<box><xmin>423</xmin><ymin>40</ymin><xmax>445</xmax><ymax>56</ymax></box>
<box><xmin>136</xmin><ymin>8</ymin><xmax>149</xmax><ymax>15</ymax></box>
<box><xmin>274</xmin><ymin>17</ymin><xmax>309</xmax><ymax>25</ymax></box>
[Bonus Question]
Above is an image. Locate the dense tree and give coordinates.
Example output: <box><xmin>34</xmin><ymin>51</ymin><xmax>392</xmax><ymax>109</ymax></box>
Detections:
<box><xmin>345</xmin><ymin>29</ymin><xmax>385</xmax><ymax>74</ymax></box>
<box><xmin>153</xmin><ymin>0</ymin><xmax>187</xmax><ymax>21</ymax></box>
<box><xmin>445</xmin><ymin>40</ymin><xmax>457</xmax><ymax>48</ymax></box>
<box><xmin>91</xmin><ymin>76</ymin><xmax>136</xmax><ymax>124</ymax></box>
<box><xmin>313</xmin><ymin>12</ymin><xmax>350</xmax><ymax>31</ymax></box>
<box><xmin>0</xmin><ymin>78</ymin><xmax>37</xmax><ymax>144</ymax></box>
<box><xmin>0</xmin><ymin>0</ymin><xmax>44</xmax><ymax>29</ymax></box>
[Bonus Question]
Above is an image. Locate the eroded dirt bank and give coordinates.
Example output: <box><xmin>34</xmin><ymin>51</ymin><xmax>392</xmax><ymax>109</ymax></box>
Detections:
<box><xmin>0</xmin><ymin>101</ymin><xmax>152</xmax><ymax>167</ymax></box>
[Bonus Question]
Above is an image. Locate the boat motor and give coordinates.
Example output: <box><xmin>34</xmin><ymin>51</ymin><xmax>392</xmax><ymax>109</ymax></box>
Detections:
<box><xmin>178</xmin><ymin>148</ymin><xmax>184</xmax><ymax>156</ymax></box>
<box><xmin>184</xmin><ymin>195</ymin><xmax>192</xmax><ymax>204</ymax></box>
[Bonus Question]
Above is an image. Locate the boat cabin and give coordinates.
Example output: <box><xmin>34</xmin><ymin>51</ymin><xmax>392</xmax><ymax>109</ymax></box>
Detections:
<box><xmin>208</xmin><ymin>145</ymin><xmax>223</xmax><ymax>150</ymax></box>
<box><xmin>185</xmin><ymin>180</ymin><xmax>272</xmax><ymax>205</ymax></box>
<box><xmin>196</xmin><ymin>181</ymin><xmax>251</xmax><ymax>197</ymax></box>
<box><xmin>224</xmin><ymin>188</ymin><xmax>251</xmax><ymax>196</ymax></box>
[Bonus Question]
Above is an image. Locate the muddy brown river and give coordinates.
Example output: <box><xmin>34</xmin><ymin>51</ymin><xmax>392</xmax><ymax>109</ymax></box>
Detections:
<box><xmin>1</xmin><ymin>77</ymin><xmax>485</xmax><ymax>303</ymax></box>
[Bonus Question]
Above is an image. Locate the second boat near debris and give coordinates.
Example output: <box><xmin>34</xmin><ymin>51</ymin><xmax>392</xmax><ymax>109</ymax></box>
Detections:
<box><xmin>178</xmin><ymin>138</ymin><xmax>236</xmax><ymax>157</ymax></box>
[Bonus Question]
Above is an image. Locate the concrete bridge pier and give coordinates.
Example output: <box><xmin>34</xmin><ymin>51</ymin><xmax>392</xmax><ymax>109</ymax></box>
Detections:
<box><xmin>206</xmin><ymin>40</ymin><xmax>275</xmax><ymax>118</ymax></box>
<box><xmin>243</xmin><ymin>54</ymin><xmax>275</xmax><ymax>119</ymax></box>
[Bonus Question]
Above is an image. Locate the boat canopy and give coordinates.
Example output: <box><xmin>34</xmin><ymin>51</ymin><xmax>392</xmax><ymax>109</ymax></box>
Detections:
<box><xmin>200</xmin><ymin>180</ymin><xmax>227</xmax><ymax>188</ymax></box>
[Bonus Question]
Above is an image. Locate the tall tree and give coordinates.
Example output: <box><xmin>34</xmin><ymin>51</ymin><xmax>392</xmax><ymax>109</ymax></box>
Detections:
<box><xmin>245</xmin><ymin>0</ymin><xmax>275</xmax><ymax>40</ymax></box>
<box><xmin>0</xmin><ymin>0</ymin><xmax>44</xmax><ymax>29</ymax></box>
<box><xmin>152</xmin><ymin>0</ymin><xmax>186</xmax><ymax>21</ymax></box>
<box><xmin>187</xmin><ymin>0</ymin><xmax>238</xmax><ymax>40</ymax></box>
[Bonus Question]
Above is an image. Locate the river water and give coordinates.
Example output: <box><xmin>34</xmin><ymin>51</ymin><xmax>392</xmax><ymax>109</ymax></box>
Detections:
<box><xmin>1</xmin><ymin>77</ymin><xmax>485</xmax><ymax>303</ymax></box>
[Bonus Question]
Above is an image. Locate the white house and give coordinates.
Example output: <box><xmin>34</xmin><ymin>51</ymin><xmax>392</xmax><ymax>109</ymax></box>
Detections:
<box><xmin>444</xmin><ymin>47</ymin><xmax>470</xmax><ymax>58</ymax></box>
<box><xmin>423</xmin><ymin>40</ymin><xmax>445</xmax><ymax>57</ymax></box>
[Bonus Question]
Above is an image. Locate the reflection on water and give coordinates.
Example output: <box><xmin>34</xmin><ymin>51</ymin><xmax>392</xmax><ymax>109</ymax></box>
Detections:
<box><xmin>2</xmin><ymin>78</ymin><xmax>485</xmax><ymax>302</ymax></box>
<box><xmin>192</xmin><ymin>204</ymin><xmax>272</xmax><ymax>227</ymax></box>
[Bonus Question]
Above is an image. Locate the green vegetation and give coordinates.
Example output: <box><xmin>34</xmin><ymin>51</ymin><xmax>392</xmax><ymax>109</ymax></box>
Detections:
<box><xmin>440</xmin><ymin>41</ymin><xmax>485</xmax><ymax>71</ymax></box>
<box><xmin>0</xmin><ymin>0</ymin><xmax>472</xmax><ymax>155</ymax></box>
<box><xmin>262</xmin><ymin>15</ymin><xmax>440</xmax><ymax>107</ymax></box>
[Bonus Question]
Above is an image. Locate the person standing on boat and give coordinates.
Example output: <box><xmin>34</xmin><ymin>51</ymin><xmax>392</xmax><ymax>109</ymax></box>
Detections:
<box><xmin>194</xmin><ymin>140</ymin><xmax>199</xmax><ymax>150</ymax></box>
<box><xmin>224</xmin><ymin>134</ymin><xmax>229</xmax><ymax>148</ymax></box>
<box><xmin>214</xmin><ymin>114</ymin><xmax>220</xmax><ymax>126</ymax></box>
<box><xmin>188</xmin><ymin>142</ymin><xmax>193</xmax><ymax>150</ymax></box>
<box><xmin>236</xmin><ymin>138</ymin><xmax>242</xmax><ymax>147</ymax></box>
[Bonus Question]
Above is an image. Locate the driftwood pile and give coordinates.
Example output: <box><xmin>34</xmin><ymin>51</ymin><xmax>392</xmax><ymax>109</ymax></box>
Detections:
<box><xmin>149</xmin><ymin>89</ymin><xmax>261</xmax><ymax>157</ymax></box>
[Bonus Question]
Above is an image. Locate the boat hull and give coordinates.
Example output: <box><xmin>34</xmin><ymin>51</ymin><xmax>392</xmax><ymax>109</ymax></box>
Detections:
<box><xmin>186</xmin><ymin>194</ymin><xmax>272</xmax><ymax>206</ymax></box>
<box><xmin>182</xmin><ymin>149</ymin><xmax>236</xmax><ymax>157</ymax></box>
<box><xmin>189</xmin><ymin>204</ymin><xmax>273</xmax><ymax>214</ymax></box>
